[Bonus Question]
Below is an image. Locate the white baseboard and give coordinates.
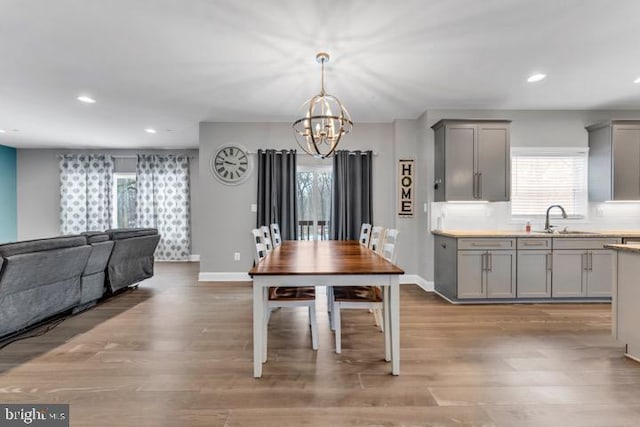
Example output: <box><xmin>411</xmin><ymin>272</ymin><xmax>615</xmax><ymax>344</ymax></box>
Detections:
<box><xmin>400</xmin><ymin>274</ymin><xmax>434</xmax><ymax>292</ymax></box>
<box><xmin>157</xmin><ymin>254</ymin><xmax>200</xmax><ymax>263</ymax></box>
<box><xmin>198</xmin><ymin>272</ymin><xmax>251</xmax><ymax>282</ymax></box>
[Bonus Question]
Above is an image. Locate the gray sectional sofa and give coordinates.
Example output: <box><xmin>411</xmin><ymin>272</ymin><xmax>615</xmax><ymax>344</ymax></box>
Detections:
<box><xmin>0</xmin><ymin>228</ymin><xmax>160</xmax><ymax>339</ymax></box>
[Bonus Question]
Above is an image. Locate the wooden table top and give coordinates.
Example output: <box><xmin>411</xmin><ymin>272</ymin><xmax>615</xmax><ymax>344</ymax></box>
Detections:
<box><xmin>249</xmin><ymin>240</ymin><xmax>405</xmax><ymax>276</ymax></box>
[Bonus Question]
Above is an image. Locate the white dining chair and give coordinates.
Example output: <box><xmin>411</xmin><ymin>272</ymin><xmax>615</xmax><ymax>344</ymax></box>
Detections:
<box><xmin>260</xmin><ymin>225</ymin><xmax>273</xmax><ymax>253</ymax></box>
<box><xmin>331</xmin><ymin>240</ymin><xmax>397</xmax><ymax>354</ymax></box>
<box><xmin>359</xmin><ymin>223</ymin><xmax>372</xmax><ymax>246</ymax></box>
<box><xmin>270</xmin><ymin>223</ymin><xmax>282</xmax><ymax>248</ymax></box>
<box><xmin>251</xmin><ymin>229</ymin><xmax>318</xmax><ymax>356</ymax></box>
<box><xmin>383</xmin><ymin>228</ymin><xmax>399</xmax><ymax>248</ymax></box>
<box><xmin>369</xmin><ymin>226</ymin><xmax>386</xmax><ymax>253</ymax></box>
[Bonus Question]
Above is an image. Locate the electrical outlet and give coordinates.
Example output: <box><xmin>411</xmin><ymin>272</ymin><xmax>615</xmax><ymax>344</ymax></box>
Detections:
<box><xmin>234</xmin><ymin>252</ymin><xmax>240</xmax><ymax>261</ymax></box>
<box><xmin>251</xmin><ymin>204</ymin><xmax>257</xmax><ymax>212</ymax></box>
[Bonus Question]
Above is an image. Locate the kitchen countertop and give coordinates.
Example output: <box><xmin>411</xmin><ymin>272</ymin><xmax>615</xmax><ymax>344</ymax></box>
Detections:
<box><xmin>605</xmin><ymin>244</ymin><xmax>640</xmax><ymax>253</ymax></box>
<box><xmin>432</xmin><ymin>230</ymin><xmax>640</xmax><ymax>238</ymax></box>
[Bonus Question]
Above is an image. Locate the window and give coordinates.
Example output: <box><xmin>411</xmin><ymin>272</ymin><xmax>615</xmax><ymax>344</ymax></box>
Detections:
<box><xmin>112</xmin><ymin>173</ymin><xmax>137</xmax><ymax>228</ymax></box>
<box><xmin>297</xmin><ymin>165</ymin><xmax>332</xmax><ymax>240</ymax></box>
<box><xmin>511</xmin><ymin>148</ymin><xmax>588</xmax><ymax>218</ymax></box>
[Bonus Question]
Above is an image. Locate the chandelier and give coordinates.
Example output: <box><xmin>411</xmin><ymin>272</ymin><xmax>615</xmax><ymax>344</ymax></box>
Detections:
<box><xmin>293</xmin><ymin>52</ymin><xmax>353</xmax><ymax>159</ymax></box>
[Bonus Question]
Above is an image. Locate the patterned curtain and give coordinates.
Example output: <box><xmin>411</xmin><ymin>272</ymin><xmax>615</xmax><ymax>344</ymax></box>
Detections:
<box><xmin>59</xmin><ymin>154</ymin><xmax>113</xmax><ymax>234</ymax></box>
<box><xmin>136</xmin><ymin>154</ymin><xmax>191</xmax><ymax>260</ymax></box>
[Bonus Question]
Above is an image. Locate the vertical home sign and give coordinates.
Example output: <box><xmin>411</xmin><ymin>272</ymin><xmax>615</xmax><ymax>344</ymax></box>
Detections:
<box><xmin>398</xmin><ymin>159</ymin><xmax>414</xmax><ymax>217</ymax></box>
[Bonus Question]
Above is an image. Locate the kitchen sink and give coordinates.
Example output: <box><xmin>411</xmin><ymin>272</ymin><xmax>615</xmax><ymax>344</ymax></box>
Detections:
<box><xmin>533</xmin><ymin>230</ymin><xmax>600</xmax><ymax>235</ymax></box>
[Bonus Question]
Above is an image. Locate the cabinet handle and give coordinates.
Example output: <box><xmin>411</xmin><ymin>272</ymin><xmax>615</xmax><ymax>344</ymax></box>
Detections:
<box><xmin>478</xmin><ymin>172</ymin><xmax>482</xmax><ymax>199</ymax></box>
<box><xmin>487</xmin><ymin>252</ymin><xmax>492</xmax><ymax>272</ymax></box>
<box><xmin>582</xmin><ymin>253</ymin><xmax>587</xmax><ymax>271</ymax></box>
<box><xmin>471</xmin><ymin>243</ymin><xmax>503</xmax><ymax>247</ymax></box>
<box><xmin>472</xmin><ymin>173</ymin><xmax>478</xmax><ymax>198</ymax></box>
<box><xmin>546</xmin><ymin>253</ymin><xmax>553</xmax><ymax>271</ymax></box>
<box><xmin>588</xmin><ymin>252</ymin><xmax>593</xmax><ymax>271</ymax></box>
<box><xmin>481</xmin><ymin>253</ymin><xmax>486</xmax><ymax>271</ymax></box>
<box><xmin>524</xmin><ymin>241</ymin><xmax>546</xmax><ymax>247</ymax></box>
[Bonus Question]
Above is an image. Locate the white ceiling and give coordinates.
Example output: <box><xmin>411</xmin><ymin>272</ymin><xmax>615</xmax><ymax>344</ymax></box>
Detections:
<box><xmin>1</xmin><ymin>0</ymin><xmax>640</xmax><ymax>149</ymax></box>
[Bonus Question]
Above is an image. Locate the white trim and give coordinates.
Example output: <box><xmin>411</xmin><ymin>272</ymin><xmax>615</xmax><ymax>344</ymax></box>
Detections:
<box><xmin>198</xmin><ymin>272</ymin><xmax>251</xmax><ymax>282</ymax></box>
<box><xmin>400</xmin><ymin>274</ymin><xmax>433</xmax><ymax>291</ymax></box>
<box><xmin>189</xmin><ymin>254</ymin><xmax>200</xmax><ymax>262</ymax></box>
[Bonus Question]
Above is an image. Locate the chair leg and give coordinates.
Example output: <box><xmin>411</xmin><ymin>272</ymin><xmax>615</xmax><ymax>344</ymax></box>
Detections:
<box><xmin>373</xmin><ymin>307</ymin><xmax>384</xmax><ymax>332</ymax></box>
<box><xmin>384</xmin><ymin>289</ymin><xmax>391</xmax><ymax>362</ymax></box>
<box><xmin>334</xmin><ymin>302</ymin><xmax>342</xmax><ymax>354</ymax></box>
<box><xmin>308</xmin><ymin>304</ymin><xmax>318</xmax><ymax>350</ymax></box>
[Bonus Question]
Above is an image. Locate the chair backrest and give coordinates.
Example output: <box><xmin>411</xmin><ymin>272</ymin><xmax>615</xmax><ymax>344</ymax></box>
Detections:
<box><xmin>384</xmin><ymin>228</ymin><xmax>399</xmax><ymax>246</ymax></box>
<box><xmin>381</xmin><ymin>242</ymin><xmax>397</xmax><ymax>263</ymax></box>
<box><xmin>359</xmin><ymin>223</ymin><xmax>372</xmax><ymax>246</ymax></box>
<box><xmin>369</xmin><ymin>226</ymin><xmax>386</xmax><ymax>253</ymax></box>
<box><xmin>251</xmin><ymin>229</ymin><xmax>266</xmax><ymax>264</ymax></box>
<box><xmin>270</xmin><ymin>223</ymin><xmax>282</xmax><ymax>247</ymax></box>
<box><xmin>260</xmin><ymin>226</ymin><xmax>273</xmax><ymax>252</ymax></box>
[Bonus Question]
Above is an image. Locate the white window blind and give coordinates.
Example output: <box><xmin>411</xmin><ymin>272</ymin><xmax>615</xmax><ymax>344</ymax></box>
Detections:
<box><xmin>511</xmin><ymin>149</ymin><xmax>588</xmax><ymax>218</ymax></box>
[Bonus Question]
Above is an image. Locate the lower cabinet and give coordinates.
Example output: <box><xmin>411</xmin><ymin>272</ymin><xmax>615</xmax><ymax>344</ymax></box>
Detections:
<box><xmin>552</xmin><ymin>249</ymin><xmax>614</xmax><ymax>297</ymax></box>
<box><xmin>456</xmin><ymin>238</ymin><xmax>516</xmax><ymax>299</ymax></box>
<box><xmin>517</xmin><ymin>250</ymin><xmax>552</xmax><ymax>298</ymax></box>
<box><xmin>434</xmin><ymin>235</ymin><xmax>620</xmax><ymax>302</ymax></box>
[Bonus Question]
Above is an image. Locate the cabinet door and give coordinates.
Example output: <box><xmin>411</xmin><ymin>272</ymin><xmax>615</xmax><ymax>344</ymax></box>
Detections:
<box><xmin>517</xmin><ymin>250</ymin><xmax>552</xmax><ymax>298</ymax></box>
<box><xmin>457</xmin><ymin>250</ymin><xmax>485</xmax><ymax>299</ymax></box>
<box><xmin>486</xmin><ymin>250</ymin><xmax>516</xmax><ymax>298</ymax></box>
<box><xmin>586</xmin><ymin>250</ymin><xmax>613</xmax><ymax>297</ymax></box>
<box><xmin>552</xmin><ymin>250</ymin><xmax>586</xmax><ymax>297</ymax></box>
<box><xmin>477</xmin><ymin>124</ymin><xmax>510</xmax><ymax>201</ymax></box>
<box><xmin>613</xmin><ymin>126</ymin><xmax>640</xmax><ymax>200</ymax></box>
<box><xmin>445</xmin><ymin>124</ymin><xmax>476</xmax><ymax>200</ymax></box>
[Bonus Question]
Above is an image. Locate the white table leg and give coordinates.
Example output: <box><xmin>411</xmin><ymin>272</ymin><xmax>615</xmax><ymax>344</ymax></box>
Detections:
<box><xmin>253</xmin><ymin>281</ymin><xmax>264</xmax><ymax>378</ymax></box>
<box><xmin>383</xmin><ymin>285</ymin><xmax>391</xmax><ymax>362</ymax></box>
<box><xmin>390</xmin><ymin>277</ymin><xmax>400</xmax><ymax>375</ymax></box>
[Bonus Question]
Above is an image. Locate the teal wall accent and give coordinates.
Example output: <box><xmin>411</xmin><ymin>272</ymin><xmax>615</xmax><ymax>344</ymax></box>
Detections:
<box><xmin>0</xmin><ymin>144</ymin><xmax>17</xmax><ymax>243</ymax></box>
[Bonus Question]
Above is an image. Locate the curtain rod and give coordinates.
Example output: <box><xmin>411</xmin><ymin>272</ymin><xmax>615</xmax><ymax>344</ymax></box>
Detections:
<box><xmin>58</xmin><ymin>154</ymin><xmax>195</xmax><ymax>159</ymax></box>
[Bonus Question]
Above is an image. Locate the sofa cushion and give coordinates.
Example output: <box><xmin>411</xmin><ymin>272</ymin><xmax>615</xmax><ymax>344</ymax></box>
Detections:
<box><xmin>106</xmin><ymin>228</ymin><xmax>158</xmax><ymax>240</ymax></box>
<box><xmin>0</xmin><ymin>236</ymin><xmax>87</xmax><ymax>258</ymax></box>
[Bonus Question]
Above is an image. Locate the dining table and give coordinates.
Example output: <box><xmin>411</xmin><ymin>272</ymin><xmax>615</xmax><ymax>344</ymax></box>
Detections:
<box><xmin>248</xmin><ymin>240</ymin><xmax>405</xmax><ymax>378</ymax></box>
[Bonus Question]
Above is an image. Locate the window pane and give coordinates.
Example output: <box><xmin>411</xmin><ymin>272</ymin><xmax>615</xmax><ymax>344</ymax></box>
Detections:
<box><xmin>296</xmin><ymin>166</ymin><xmax>332</xmax><ymax>240</ymax></box>
<box><xmin>115</xmin><ymin>174</ymin><xmax>137</xmax><ymax>228</ymax></box>
<box><xmin>511</xmin><ymin>151</ymin><xmax>587</xmax><ymax>217</ymax></box>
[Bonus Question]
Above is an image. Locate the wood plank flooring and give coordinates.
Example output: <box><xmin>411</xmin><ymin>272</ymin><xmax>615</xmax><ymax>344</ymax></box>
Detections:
<box><xmin>1</xmin><ymin>262</ymin><xmax>640</xmax><ymax>426</ymax></box>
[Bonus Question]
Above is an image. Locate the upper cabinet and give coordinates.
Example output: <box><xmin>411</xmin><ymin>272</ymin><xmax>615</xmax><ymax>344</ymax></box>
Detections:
<box><xmin>432</xmin><ymin>119</ymin><xmax>511</xmax><ymax>202</ymax></box>
<box><xmin>588</xmin><ymin>120</ymin><xmax>640</xmax><ymax>201</ymax></box>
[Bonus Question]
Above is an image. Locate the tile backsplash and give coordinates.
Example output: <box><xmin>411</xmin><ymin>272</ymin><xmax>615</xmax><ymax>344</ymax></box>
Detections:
<box><xmin>431</xmin><ymin>202</ymin><xmax>640</xmax><ymax>231</ymax></box>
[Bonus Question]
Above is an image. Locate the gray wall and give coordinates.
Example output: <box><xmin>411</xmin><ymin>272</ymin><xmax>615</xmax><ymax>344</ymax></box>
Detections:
<box><xmin>16</xmin><ymin>148</ymin><xmax>201</xmax><ymax>255</ymax></box>
<box><xmin>198</xmin><ymin>122</ymin><xmax>428</xmax><ymax>274</ymax></box>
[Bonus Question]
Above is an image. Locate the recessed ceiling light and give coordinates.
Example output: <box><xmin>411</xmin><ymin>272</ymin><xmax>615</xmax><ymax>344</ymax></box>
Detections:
<box><xmin>144</xmin><ymin>128</ymin><xmax>157</xmax><ymax>134</ymax></box>
<box><xmin>634</xmin><ymin>77</ymin><xmax>640</xmax><ymax>84</ymax></box>
<box><xmin>527</xmin><ymin>73</ymin><xmax>547</xmax><ymax>83</ymax></box>
<box><xmin>77</xmin><ymin>95</ymin><xmax>96</xmax><ymax>104</ymax></box>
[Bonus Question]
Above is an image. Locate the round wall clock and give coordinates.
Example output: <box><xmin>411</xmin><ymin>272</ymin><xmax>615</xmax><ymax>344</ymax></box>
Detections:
<box><xmin>210</xmin><ymin>144</ymin><xmax>252</xmax><ymax>185</ymax></box>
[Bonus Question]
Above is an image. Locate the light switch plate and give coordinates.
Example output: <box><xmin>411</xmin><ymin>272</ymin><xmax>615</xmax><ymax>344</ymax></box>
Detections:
<box><xmin>251</xmin><ymin>204</ymin><xmax>257</xmax><ymax>212</ymax></box>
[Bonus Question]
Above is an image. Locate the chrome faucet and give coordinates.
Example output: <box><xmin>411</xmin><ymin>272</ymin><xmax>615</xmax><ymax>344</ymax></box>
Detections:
<box><xmin>545</xmin><ymin>205</ymin><xmax>567</xmax><ymax>232</ymax></box>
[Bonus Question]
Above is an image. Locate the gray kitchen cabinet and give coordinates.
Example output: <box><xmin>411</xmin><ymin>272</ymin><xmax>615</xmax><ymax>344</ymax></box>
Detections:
<box><xmin>456</xmin><ymin>238</ymin><xmax>516</xmax><ymax>299</ymax></box>
<box><xmin>588</xmin><ymin>120</ymin><xmax>640</xmax><ymax>201</ymax></box>
<box><xmin>432</xmin><ymin>119</ymin><xmax>511</xmax><ymax>201</ymax></box>
<box><xmin>551</xmin><ymin>238</ymin><xmax>620</xmax><ymax>297</ymax></box>
<box><xmin>517</xmin><ymin>238</ymin><xmax>552</xmax><ymax>298</ymax></box>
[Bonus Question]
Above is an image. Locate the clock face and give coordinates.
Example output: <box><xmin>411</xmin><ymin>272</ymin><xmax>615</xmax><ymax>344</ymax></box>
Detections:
<box><xmin>210</xmin><ymin>144</ymin><xmax>252</xmax><ymax>185</ymax></box>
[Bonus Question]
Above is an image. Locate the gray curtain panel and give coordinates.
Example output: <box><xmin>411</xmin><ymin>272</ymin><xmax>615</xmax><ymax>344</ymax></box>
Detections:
<box><xmin>256</xmin><ymin>149</ymin><xmax>298</xmax><ymax>240</ymax></box>
<box><xmin>136</xmin><ymin>154</ymin><xmax>191</xmax><ymax>260</ymax></box>
<box><xmin>59</xmin><ymin>154</ymin><xmax>114</xmax><ymax>234</ymax></box>
<box><xmin>330</xmin><ymin>150</ymin><xmax>373</xmax><ymax>240</ymax></box>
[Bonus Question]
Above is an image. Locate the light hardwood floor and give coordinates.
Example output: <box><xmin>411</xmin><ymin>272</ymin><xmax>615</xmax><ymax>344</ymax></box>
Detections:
<box><xmin>2</xmin><ymin>263</ymin><xmax>640</xmax><ymax>426</ymax></box>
